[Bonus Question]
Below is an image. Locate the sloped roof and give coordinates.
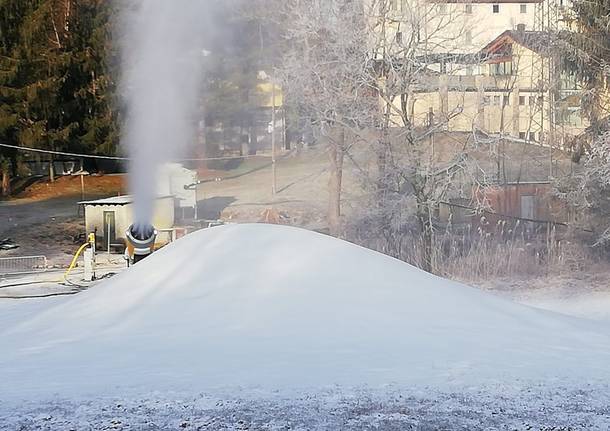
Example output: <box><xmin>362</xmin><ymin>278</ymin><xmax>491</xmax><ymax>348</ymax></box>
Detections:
<box><xmin>79</xmin><ymin>195</ymin><xmax>174</xmax><ymax>206</ymax></box>
<box><xmin>79</xmin><ymin>195</ymin><xmax>133</xmax><ymax>206</ymax></box>
<box><xmin>428</xmin><ymin>0</ymin><xmax>541</xmax><ymax>3</ymax></box>
<box><xmin>482</xmin><ymin>30</ymin><xmax>556</xmax><ymax>57</ymax></box>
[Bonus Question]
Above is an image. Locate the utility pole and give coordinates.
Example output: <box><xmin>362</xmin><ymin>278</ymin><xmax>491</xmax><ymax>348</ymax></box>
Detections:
<box><xmin>80</xmin><ymin>173</ymin><xmax>85</xmax><ymax>201</ymax></box>
<box><xmin>271</xmin><ymin>74</ymin><xmax>277</xmax><ymax>197</ymax></box>
<box><xmin>72</xmin><ymin>169</ymin><xmax>88</xmax><ymax>202</ymax></box>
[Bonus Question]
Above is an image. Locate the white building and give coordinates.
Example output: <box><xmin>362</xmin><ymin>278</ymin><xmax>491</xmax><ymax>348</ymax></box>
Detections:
<box><xmin>157</xmin><ymin>163</ymin><xmax>198</xmax><ymax>220</ymax></box>
<box><xmin>427</xmin><ymin>0</ymin><xmax>538</xmax><ymax>52</ymax></box>
<box><xmin>80</xmin><ymin>195</ymin><xmax>175</xmax><ymax>252</ymax></box>
<box><xmin>380</xmin><ymin>0</ymin><xmax>569</xmax><ymax>56</ymax></box>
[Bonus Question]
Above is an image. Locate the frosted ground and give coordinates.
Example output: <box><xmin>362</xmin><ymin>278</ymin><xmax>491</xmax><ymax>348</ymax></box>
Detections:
<box><xmin>1</xmin><ymin>224</ymin><xmax>610</xmax><ymax>429</ymax></box>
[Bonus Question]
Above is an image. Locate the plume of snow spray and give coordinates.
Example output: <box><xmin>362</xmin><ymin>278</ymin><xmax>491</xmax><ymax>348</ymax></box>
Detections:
<box><xmin>118</xmin><ymin>0</ymin><xmax>207</xmax><ymax>233</ymax></box>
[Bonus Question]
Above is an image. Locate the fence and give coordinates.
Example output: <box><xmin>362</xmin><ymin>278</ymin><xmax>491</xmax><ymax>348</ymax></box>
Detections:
<box><xmin>0</xmin><ymin>256</ymin><xmax>48</xmax><ymax>276</ymax></box>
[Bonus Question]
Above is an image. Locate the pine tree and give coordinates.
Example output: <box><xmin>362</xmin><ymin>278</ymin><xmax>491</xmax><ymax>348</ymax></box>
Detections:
<box><xmin>0</xmin><ymin>0</ymin><xmax>118</xmax><ymax>190</ymax></box>
<box><xmin>203</xmin><ymin>6</ymin><xmax>269</xmax><ymax>158</ymax></box>
<box><xmin>66</xmin><ymin>1</ymin><xmax>119</xmax><ymax>159</ymax></box>
<box><xmin>555</xmin><ymin>1</ymin><xmax>610</xmax><ymax>241</ymax></box>
<box><xmin>562</xmin><ymin>0</ymin><xmax>610</xmax><ymax>124</ymax></box>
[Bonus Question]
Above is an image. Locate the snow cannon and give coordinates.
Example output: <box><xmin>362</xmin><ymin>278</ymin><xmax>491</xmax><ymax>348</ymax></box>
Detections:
<box><xmin>124</xmin><ymin>223</ymin><xmax>157</xmax><ymax>265</ymax></box>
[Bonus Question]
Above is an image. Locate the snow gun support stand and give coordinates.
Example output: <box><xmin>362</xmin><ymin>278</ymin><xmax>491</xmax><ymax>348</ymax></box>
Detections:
<box><xmin>64</xmin><ymin>233</ymin><xmax>96</xmax><ymax>283</ymax></box>
<box><xmin>124</xmin><ymin>224</ymin><xmax>157</xmax><ymax>267</ymax></box>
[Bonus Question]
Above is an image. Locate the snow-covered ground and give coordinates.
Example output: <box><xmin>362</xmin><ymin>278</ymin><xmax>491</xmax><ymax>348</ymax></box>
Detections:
<box><xmin>1</xmin><ymin>224</ymin><xmax>610</xmax><ymax>429</ymax></box>
<box><xmin>2</xmin><ymin>386</ymin><xmax>610</xmax><ymax>430</ymax></box>
<box><xmin>0</xmin><ymin>257</ymin><xmax>126</xmax><ymax>299</ymax></box>
<box><xmin>480</xmin><ymin>274</ymin><xmax>610</xmax><ymax>322</ymax></box>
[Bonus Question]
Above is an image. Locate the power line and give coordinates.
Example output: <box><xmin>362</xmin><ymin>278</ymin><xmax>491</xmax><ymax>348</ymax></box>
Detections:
<box><xmin>0</xmin><ymin>143</ymin><xmax>272</xmax><ymax>162</ymax></box>
<box><xmin>0</xmin><ymin>143</ymin><xmax>127</xmax><ymax>160</ymax></box>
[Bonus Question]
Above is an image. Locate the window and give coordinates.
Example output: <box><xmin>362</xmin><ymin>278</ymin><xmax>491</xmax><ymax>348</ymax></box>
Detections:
<box><xmin>520</xmin><ymin>4</ymin><xmax>527</xmax><ymax>13</ymax></box>
<box><xmin>492</xmin><ymin>4</ymin><xmax>500</xmax><ymax>13</ymax></box>
<box><xmin>529</xmin><ymin>131</ymin><xmax>537</xmax><ymax>141</ymax></box>
<box><xmin>519</xmin><ymin>96</ymin><xmax>526</xmax><ymax>105</ymax></box>
<box><xmin>490</xmin><ymin>61</ymin><xmax>513</xmax><ymax>75</ymax></box>
<box><xmin>493</xmin><ymin>95</ymin><xmax>501</xmax><ymax>105</ymax></box>
<box><xmin>519</xmin><ymin>132</ymin><xmax>526</xmax><ymax>140</ymax></box>
<box><xmin>103</xmin><ymin>211</ymin><xmax>116</xmax><ymax>250</ymax></box>
<box><xmin>503</xmin><ymin>95</ymin><xmax>510</xmax><ymax>106</ymax></box>
<box><xmin>464</xmin><ymin>30</ymin><xmax>472</xmax><ymax>45</ymax></box>
<box><xmin>483</xmin><ymin>96</ymin><xmax>491</xmax><ymax>106</ymax></box>
<box><xmin>465</xmin><ymin>4</ymin><xmax>473</xmax><ymax>13</ymax></box>
<box><xmin>396</xmin><ymin>31</ymin><xmax>403</xmax><ymax>45</ymax></box>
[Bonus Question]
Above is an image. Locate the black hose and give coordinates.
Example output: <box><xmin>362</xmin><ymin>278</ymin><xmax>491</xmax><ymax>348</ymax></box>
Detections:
<box><xmin>0</xmin><ymin>280</ymin><xmax>61</xmax><ymax>289</ymax></box>
<box><xmin>0</xmin><ymin>272</ymin><xmax>116</xmax><ymax>290</ymax></box>
<box><xmin>0</xmin><ymin>291</ymin><xmax>81</xmax><ymax>300</ymax></box>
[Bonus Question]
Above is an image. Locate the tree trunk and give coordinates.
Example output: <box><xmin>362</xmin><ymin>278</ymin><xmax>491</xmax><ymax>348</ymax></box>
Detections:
<box><xmin>418</xmin><ymin>212</ymin><xmax>433</xmax><ymax>274</ymax></box>
<box><xmin>328</xmin><ymin>128</ymin><xmax>345</xmax><ymax>237</ymax></box>
<box><xmin>35</xmin><ymin>154</ymin><xmax>42</xmax><ymax>175</ymax></box>
<box><xmin>49</xmin><ymin>155</ymin><xmax>55</xmax><ymax>183</ymax></box>
<box><xmin>1</xmin><ymin>168</ymin><xmax>10</xmax><ymax>197</ymax></box>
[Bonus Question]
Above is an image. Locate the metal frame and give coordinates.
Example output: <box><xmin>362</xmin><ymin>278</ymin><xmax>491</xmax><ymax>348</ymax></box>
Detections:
<box><xmin>0</xmin><ymin>256</ymin><xmax>48</xmax><ymax>276</ymax></box>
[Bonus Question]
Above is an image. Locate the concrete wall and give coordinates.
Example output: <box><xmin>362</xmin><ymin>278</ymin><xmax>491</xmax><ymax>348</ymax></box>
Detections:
<box><xmin>84</xmin><ymin>204</ymin><xmax>132</xmax><ymax>247</ymax></box>
<box><xmin>374</xmin><ymin>0</ymin><xmax>540</xmax><ymax>55</ymax></box>
<box><xmin>427</xmin><ymin>2</ymin><xmax>538</xmax><ymax>52</ymax></box>
<box><xmin>84</xmin><ymin>197</ymin><xmax>175</xmax><ymax>249</ymax></box>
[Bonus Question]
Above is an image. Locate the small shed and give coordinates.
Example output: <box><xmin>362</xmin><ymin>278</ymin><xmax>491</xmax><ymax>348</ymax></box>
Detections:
<box><xmin>157</xmin><ymin>163</ymin><xmax>198</xmax><ymax>220</ymax></box>
<box><xmin>79</xmin><ymin>195</ymin><xmax>175</xmax><ymax>251</ymax></box>
<box><xmin>482</xmin><ymin>182</ymin><xmax>568</xmax><ymax>224</ymax></box>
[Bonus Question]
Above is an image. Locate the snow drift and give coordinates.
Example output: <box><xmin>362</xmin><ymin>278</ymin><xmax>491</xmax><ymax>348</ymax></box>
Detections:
<box><xmin>1</xmin><ymin>224</ymin><xmax>609</xmax><ymax>399</ymax></box>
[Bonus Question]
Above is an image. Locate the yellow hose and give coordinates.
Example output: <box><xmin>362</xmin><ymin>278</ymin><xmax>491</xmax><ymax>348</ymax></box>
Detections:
<box><xmin>63</xmin><ymin>242</ymin><xmax>91</xmax><ymax>281</ymax></box>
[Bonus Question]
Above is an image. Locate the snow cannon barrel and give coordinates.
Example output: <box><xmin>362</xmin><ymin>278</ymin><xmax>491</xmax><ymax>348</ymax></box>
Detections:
<box><xmin>125</xmin><ymin>224</ymin><xmax>157</xmax><ymax>264</ymax></box>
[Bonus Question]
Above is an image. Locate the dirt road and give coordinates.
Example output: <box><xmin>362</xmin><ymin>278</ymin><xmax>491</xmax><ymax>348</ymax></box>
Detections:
<box><xmin>0</xmin><ymin>197</ymin><xmax>82</xmax><ymax>238</ymax></box>
<box><xmin>196</xmin><ymin>148</ymin><xmax>362</xmax><ymax>229</ymax></box>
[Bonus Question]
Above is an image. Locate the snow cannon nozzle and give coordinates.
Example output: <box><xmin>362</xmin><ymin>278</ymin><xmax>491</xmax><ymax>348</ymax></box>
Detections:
<box><xmin>125</xmin><ymin>223</ymin><xmax>157</xmax><ymax>264</ymax></box>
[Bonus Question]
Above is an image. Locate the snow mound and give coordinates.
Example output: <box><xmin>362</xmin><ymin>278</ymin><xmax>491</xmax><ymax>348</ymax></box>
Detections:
<box><xmin>1</xmin><ymin>224</ymin><xmax>609</xmax><ymax>399</ymax></box>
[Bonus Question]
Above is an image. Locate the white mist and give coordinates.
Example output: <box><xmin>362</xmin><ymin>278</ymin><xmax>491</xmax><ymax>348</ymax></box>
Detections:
<box><xmin>118</xmin><ymin>0</ymin><xmax>207</xmax><ymax>229</ymax></box>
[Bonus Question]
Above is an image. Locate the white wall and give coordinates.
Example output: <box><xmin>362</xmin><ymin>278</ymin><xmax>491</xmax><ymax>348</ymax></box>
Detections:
<box><xmin>157</xmin><ymin>163</ymin><xmax>197</xmax><ymax>209</ymax></box>
<box><xmin>425</xmin><ymin>1</ymin><xmax>536</xmax><ymax>53</ymax></box>
<box><xmin>84</xmin><ymin>197</ymin><xmax>176</xmax><ymax>248</ymax></box>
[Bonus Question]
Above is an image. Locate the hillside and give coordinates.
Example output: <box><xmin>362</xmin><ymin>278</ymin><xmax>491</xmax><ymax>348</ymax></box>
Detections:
<box><xmin>1</xmin><ymin>224</ymin><xmax>609</xmax><ymax>400</ymax></box>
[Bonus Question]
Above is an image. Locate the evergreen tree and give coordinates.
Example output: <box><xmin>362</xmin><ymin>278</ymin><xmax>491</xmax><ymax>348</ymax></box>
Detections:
<box><xmin>555</xmin><ymin>1</ymin><xmax>610</xmax><ymax>242</ymax></box>
<box><xmin>562</xmin><ymin>0</ymin><xmax>610</xmax><ymax>124</ymax></box>
<box><xmin>202</xmin><ymin>0</ymin><xmax>280</xmax><ymax>160</ymax></box>
<box><xmin>0</xmin><ymin>0</ymin><xmax>118</xmax><ymax>190</ymax></box>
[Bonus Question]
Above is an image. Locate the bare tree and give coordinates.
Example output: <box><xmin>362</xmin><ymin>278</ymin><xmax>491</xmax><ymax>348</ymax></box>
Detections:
<box><xmin>274</xmin><ymin>0</ymin><xmax>378</xmax><ymax>236</ymax></box>
<box><xmin>342</xmin><ymin>0</ymin><xmax>486</xmax><ymax>272</ymax></box>
<box><xmin>555</xmin><ymin>129</ymin><xmax>610</xmax><ymax>244</ymax></box>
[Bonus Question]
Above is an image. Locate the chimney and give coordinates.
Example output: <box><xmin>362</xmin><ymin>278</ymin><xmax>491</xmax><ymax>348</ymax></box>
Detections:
<box><xmin>516</xmin><ymin>23</ymin><xmax>526</xmax><ymax>33</ymax></box>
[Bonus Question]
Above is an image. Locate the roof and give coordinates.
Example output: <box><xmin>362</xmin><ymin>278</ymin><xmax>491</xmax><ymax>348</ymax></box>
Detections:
<box><xmin>482</xmin><ymin>30</ymin><xmax>556</xmax><ymax>56</ymax></box>
<box><xmin>428</xmin><ymin>0</ymin><xmax>541</xmax><ymax>3</ymax></box>
<box><xmin>79</xmin><ymin>195</ymin><xmax>133</xmax><ymax>206</ymax></box>
<box><xmin>79</xmin><ymin>195</ymin><xmax>174</xmax><ymax>206</ymax></box>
